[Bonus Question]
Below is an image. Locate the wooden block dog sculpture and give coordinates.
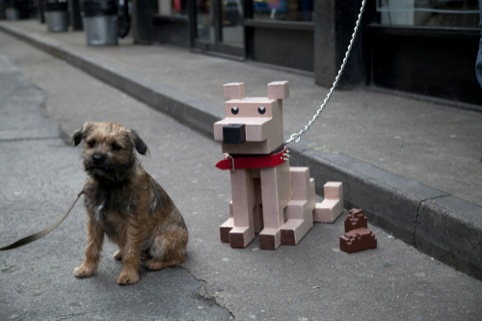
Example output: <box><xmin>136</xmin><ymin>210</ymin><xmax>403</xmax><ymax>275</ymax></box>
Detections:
<box><xmin>214</xmin><ymin>81</ymin><xmax>343</xmax><ymax>250</ymax></box>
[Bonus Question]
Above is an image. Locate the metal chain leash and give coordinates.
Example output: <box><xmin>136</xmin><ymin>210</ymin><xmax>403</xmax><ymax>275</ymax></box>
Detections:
<box><xmin>286</xmin><ymin>0</ymin><xmax>367</xmax><ymax>144</ymax></box>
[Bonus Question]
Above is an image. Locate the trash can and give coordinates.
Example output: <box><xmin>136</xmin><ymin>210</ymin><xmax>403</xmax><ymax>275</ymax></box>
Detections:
<box><xmin>5</xmin><ymin>0</ymin><xmax>19</xmax><ymax>20</ymax></box>
<box><xmin>5</xmin><ymin>7</ymin><xmax>20</xmax><ymax>20</ymax></box>
<box><xmin>45</xmin><ymin>0</ymin><xmax>69</xmax><ymax>32</ymax></box>
<box><xmin>81</xmin><ymin>0</ymin><xmax>118</xmax><ymax>46</ymax></box>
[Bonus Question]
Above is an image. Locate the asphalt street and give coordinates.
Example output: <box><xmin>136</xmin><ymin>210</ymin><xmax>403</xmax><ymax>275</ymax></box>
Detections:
<box><xmin>0</xmin><ymin>52</ymin><xmax>231</xmax><ymax>321</ymax></box>
<box><xmin>0</xmin><ymin>32</ymin><xmax>481</xmax><ymax>321</ymax></box>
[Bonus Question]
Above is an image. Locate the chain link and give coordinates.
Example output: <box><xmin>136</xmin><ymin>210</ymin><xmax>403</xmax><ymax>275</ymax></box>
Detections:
<box><xmin>286</xmin><ymin>0</ymin><xmax>367</xmax><ymax>144</ymax></box>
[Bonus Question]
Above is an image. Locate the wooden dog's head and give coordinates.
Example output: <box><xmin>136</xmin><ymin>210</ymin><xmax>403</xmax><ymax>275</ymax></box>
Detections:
<box><xmin>214</xmin><ymin>81</ymin><xmax>289</xmax><ymax>155</ymax></box>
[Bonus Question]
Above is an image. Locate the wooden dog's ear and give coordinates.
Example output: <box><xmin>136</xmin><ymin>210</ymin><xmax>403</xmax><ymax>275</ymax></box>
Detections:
<box><xmin>72</xmin><ymin>122</ymin><xmax>93</xmax><ymax>146</ymax></box>
<box><xmin>223</xmin><ymin>82</ymin><xmax>245</xmax><ymax>100</ymax></box>
<box><xmin>267</xmin><ymin>81</ymin><xmax>289</xmax><ymax>100</ymax></box>
<box><xmin>130</xmin><ymin>129</ymin><xmax>149</xmax><ymax>155</ymax></box>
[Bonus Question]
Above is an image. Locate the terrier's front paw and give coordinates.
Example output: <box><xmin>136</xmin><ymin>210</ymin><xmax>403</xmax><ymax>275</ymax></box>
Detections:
<box><xmin>73</xmin><ymin>263</ymin><xmax>97</xmax><ymax>278</ymax></box>
<box><xmin>117</xmin><ymin>268</ymin><xmax>139</xmax><ymax>285</ymax></box>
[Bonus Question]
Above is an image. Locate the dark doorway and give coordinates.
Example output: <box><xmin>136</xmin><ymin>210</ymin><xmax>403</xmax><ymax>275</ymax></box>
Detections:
<box><xmin>191</xmin><ymin>0</ymin><xmax>245</xmax><ymax>58</ymax></box>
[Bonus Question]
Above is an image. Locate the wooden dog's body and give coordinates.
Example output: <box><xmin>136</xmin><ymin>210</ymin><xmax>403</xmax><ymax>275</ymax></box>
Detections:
<box><xmin>214</xmin><ymin>82</ymin><xmax>342</xmax><ymax>250</ymax></box>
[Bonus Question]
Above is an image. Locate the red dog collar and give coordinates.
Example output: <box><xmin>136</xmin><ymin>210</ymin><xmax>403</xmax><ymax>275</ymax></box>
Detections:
<box><xmin>216</xmin><ymin>146</ymin><xmax>289</xmax><ymax>171</ymax></box>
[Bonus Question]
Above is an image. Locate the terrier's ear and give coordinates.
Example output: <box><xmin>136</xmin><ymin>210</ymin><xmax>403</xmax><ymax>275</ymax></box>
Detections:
<box><xmin>73</xmin><ymin>128</ymin><xmax>83</xmax><ymax>146</ymax></box>
<box><xmin>130</xmin><ymin>129</ymin><xmax>149</xmax><ymax>155</ymax></box>
<box><xmin>72</xmin><ymin>122</ymin><xmax>93</xmax><ymax>146</ymax></box>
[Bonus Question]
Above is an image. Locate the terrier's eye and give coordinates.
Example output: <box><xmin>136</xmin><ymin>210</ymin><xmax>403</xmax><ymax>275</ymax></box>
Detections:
<box><xmin>231</xmin><ymin>107</ymin><xmax>239</xmax><ymax>115</ymax></box>
<box><xmin>87</xmin><ymin>140</ymin><xmax>96</xmax><ymax>148</ymax></box>
<box><xmin>111</xmin><ymin>142</ymin><xmax>122</xmax><ymax>150</ymax></box>
<box><xmin>258</xmin><ymin>106</ymin><xmax>266</xmax><ymax>115</ymax></box>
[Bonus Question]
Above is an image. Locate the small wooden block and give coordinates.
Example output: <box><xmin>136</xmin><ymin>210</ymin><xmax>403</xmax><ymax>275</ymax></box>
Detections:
<box><xmin>280</xmin><ymin>229</ymin><xmax>296</xmax><ymax>246</ymax></box>
<box><xmin>280</xmin><ymin>218</ymin><xmax>312</xmax><ymax>246</ymax></box>
<box><xmin>220</xmin><ymin>217</ymin><xmax>234</xmax><ymax>243</ymax></box>
<box><xmin>289</xmin><ymin>167</ymin><xmax>311</xmax><ymax>201</ymax></box>
<box><xmin>228</xmin><ymin>226</ymin><xmax>254</xmax><ymax>248</ymax></box>
<box><xmin>259</xmin><ymin>227</ymin><xmax>280</xmax><ymax>250</ymax></box>
<box><xmin>344</xmin><ymin>208</ymin><xmax>368</xmax><ymax>232</ymax></box>
<box><xmin>313</xmin><ymin>199</ymin><xmax>343</xmax><ymax>223</ymax></box>
<box><xmin>324</xmin><ymin>181</ymin><xmax>343</xmax><ymax>199</ymax></box>
<box><xmin>267</xmin><ymin>81</ymin><xmax>289</xmax><ymax>100</ymax></box>
<box><xmin>224</xmin><ymin>82</ymin><xmax>245</xmax><ymax>100</ymax></box>
<box><xmin>340</xmin><ymin>228</ymin><xmax>377</xmax><ymax>254</ymax></box>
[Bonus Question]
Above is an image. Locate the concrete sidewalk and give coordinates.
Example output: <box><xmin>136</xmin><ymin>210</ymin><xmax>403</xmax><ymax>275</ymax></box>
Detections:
<box><xmin>0</xmin><ymin>19</ymin><xmax>481</xmax><ymax>280</ymax></box>
<box><xmin>0</xmin><ymin>20</ymin><xmax>481</xmax><ymax>321</ymax></box>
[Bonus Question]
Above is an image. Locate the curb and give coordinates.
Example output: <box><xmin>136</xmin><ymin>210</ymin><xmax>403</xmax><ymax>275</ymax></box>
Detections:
<box><xmin>1</xmin><ymin>22</ymin><xmax>480</xmax><ymax>280</ymax></box>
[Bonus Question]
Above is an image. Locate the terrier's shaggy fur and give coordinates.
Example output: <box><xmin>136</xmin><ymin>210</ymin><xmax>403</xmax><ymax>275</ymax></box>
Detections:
<box><xmin>73</xmin><ymin>122</ymin><xmax>188</xmax><ymax>285</ymax></box>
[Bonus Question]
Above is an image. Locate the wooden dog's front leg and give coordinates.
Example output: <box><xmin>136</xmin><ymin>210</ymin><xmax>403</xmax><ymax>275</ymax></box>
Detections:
<box><xmin>259</xmin><ymin>163</ymin><xmax>292</xmax><ymax>250</ymax></box>
<box><xmin>228</xmin><ymin>169</ymin><xmax>257</xmax><ymax>248</ymax></box>
<box><xmin>74</xmin><ymin>213</ymin><xmax>105</xmax><ymax>278</ymax></box>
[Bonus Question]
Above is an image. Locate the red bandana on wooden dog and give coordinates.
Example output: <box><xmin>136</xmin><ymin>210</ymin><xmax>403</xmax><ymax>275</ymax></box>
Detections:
<box><xmin>216</xmin><ymin>146</ymin><xmax>288</xmax><ymax>171</ymax></box>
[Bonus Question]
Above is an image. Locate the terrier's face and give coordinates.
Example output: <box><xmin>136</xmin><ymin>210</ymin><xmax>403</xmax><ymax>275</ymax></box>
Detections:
<box><xmin>73</xmin><ymin>122</ymin><xmax>148</xmax><ymax>183</ymax></box>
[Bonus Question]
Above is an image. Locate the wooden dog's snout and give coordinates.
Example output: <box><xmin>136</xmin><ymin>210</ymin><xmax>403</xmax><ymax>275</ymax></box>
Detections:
<box><xmin>222</xmin><ymin>124</ymin><xmax>246</xmax><ymax>145</ymax></box>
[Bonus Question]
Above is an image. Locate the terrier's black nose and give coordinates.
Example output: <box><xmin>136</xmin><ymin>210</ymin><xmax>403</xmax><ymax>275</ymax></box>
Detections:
<box><xmin>92</xmin><ymin>154</ymin><xmax>105</xmax><ymax>164</ymax></box>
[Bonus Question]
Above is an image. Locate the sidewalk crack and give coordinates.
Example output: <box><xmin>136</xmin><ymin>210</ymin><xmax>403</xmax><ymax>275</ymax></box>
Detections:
<box><xmin>184</xmin><ymin>266</ymin><xmax>235</xmax><ymax>320</ymax></box>
<box><xmin>413</xmin><ymin>194</ymin><xmax>449</xmax><ymax>247</ymax></box>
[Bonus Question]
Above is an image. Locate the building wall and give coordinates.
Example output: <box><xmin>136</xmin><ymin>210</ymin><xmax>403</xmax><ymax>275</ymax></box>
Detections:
<box><xmin>148</xmin><ymin>0</ymin><xmax>481</xmax><ymax>107</ymax></box>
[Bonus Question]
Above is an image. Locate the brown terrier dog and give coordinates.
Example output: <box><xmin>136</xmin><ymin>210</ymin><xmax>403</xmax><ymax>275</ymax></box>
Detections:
<box><xmin>72</xmin><ymin>122</ymin><xmax>188</xmax><ymax>285</ymax></box>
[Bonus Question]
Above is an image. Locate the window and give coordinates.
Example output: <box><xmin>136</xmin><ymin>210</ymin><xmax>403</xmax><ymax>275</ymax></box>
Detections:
<box><xmin>158</xmin><ymin>0</ymin><xmax>188</xmax><ymax>16</ymax></box>
<box><xmin>377</xmin><ymin>0</ymin><xmax>479</xmax><ymax>28</ymax></box>
<box><xmin>252</xmin><ymin>0</ymin><xmax>313</xmax><ymax>21</ymax></box>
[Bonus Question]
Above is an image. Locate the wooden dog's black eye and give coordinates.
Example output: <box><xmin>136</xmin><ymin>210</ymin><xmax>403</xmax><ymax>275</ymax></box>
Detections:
<box><xmin>258</xmin><ymin>106</ymin><xmax>266</xmax><ymax>115</ymax></box>
<box><xmin>111</xmin><ymin>142</ymin><xmax>122</xmax><ymax>150</ymax></box>
<box><xmin>87</xmin><ymin>139</ymin><xmax>96</xmax><ymax>148</ymax></box>
<box><xmin>231</xmin><ymin>107</ymin><xmax>239</xmax><ymax>115</ymax></box>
